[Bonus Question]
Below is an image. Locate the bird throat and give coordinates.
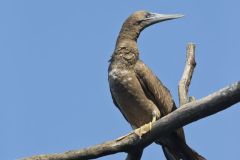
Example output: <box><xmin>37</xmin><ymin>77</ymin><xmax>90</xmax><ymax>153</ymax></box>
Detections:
<box><xmin>111</xmin><ymin>38</ymin><xmax>139</xmax><ymax>68</ymax></box>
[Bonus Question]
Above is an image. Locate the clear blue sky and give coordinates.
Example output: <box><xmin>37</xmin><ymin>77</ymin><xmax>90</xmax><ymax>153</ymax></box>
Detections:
<box><xmin>0</xmin><ymin>1</ymin><xmax>239</xmax><ymax>160</ymax></box>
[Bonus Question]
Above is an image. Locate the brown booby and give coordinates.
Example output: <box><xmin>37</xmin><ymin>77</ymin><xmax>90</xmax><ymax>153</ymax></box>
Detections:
<box><xmin>108</xmin><ymin>11</ymin><xmax>205</xmax><ymax>160</ymax></box>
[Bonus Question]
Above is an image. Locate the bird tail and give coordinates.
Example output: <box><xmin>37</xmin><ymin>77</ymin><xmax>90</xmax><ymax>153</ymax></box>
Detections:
<box><xmin>161</xmin><ymin>140</ymin><xmax>206</xmax><ymax>160</ymax></box>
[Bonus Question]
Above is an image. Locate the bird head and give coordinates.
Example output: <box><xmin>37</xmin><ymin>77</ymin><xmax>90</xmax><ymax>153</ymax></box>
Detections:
<box><xmin>127</xmin><ymin>10</ymin><xmax>183</xmax><ymax>31</ymax></box>
<box><xmin>118</xmin><ymin>11</ymin><xmax>183</xmax><ymax>41</ymax></box>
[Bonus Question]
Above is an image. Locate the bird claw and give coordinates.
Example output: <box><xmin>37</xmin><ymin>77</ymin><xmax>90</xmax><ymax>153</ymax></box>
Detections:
<box><xmin>117</xmin><ymin>116</ymin><xmax>157</xmax><ymax>140</ymax></box>
<box><xmin>134</xmin><ymin>116</ymin><xmax>157</xmax><ymax>138</ymax></box>
<box><xmin>116</xmin><ymin>132</ymin><xmax>132</xmax><ymax>141</ymax></box>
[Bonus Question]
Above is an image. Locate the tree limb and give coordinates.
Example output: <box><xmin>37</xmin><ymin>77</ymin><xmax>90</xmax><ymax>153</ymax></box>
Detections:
<box><xmin>22</xmin><ymin>81</ymin><xmax>240</xmax><ymax>160</ymax></box>
<box><xmin>179</xmin><ymin>43</ymin><xmax>196</xmax><ymax>106</ymax></box>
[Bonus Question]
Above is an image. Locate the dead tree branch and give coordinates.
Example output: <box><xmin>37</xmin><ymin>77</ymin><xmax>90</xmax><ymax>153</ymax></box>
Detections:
<box><xmin>22</xmin><ymin>81</ymin><xmax>240</xmax><ymax>160</ymax></box>
<box><xmin>179</xmin><ymin>43</ymin><xmax>196</xmax><ymax>106</ymax></box>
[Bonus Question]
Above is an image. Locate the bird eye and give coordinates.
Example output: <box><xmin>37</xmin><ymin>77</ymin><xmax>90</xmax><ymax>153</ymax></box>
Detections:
<box><xmin>145</xmin><ymin>13</ymin><xmax>152</xmax><ymax>18</ymax></box>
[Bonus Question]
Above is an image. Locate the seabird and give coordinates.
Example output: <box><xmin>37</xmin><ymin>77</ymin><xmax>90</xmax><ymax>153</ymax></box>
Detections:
<box><xmin>108</xmin><ymin>11</ymin><xmax>205</xmax><ymax>160</ymax></box>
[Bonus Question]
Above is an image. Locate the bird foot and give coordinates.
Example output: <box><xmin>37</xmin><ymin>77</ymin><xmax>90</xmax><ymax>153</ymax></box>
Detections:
<box><xmin>134</xmin><ymin>116</ymin><xmax>157</xmax><ymax>138</ymax></box>
<box><xmin>116</xmin><ymin>132</ymin><xmax>133</xmax><ymax>141</ymax></box>
<box><xmin>117</xmin><ymin>116</ymin><xmax>157</xmax><ymax>140</ymax></box>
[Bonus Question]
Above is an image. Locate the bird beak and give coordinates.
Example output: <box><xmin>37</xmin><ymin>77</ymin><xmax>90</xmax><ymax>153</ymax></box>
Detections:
<box><xmin>144</xmin><ymin>13</ymin><xmax>184</xmax><ymax>26</ymax></box>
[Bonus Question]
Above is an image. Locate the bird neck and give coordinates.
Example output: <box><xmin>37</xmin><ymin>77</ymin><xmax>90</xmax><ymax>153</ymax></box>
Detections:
<box><xmin>115</xmin><ymin>24</ymin><xmax>140</xmax><ymax>53</ymax></box>
<box><xmin>110</xmin><ymin>24</ymin><xmax>141</xmax><ymax>68</ymax></box>
<box><xmin>116</xmin><ymin>26</ymin><xmax>140</xmax><ymax>43</ymax></box>
<box><xmin>110</xmin><ymin>37</ymin><xmax>139</xmax><ymax>68</ymax></box>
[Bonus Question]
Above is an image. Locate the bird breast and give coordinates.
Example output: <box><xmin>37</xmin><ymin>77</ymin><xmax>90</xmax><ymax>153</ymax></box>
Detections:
<box><xmin>108</xmin><ymin>67</ymin><xmax>160</xmax><ymax>127</ymax></box>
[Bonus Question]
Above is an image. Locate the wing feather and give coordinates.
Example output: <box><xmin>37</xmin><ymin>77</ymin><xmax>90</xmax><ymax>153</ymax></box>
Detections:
<box><xmin>134</xmin><ymin>60</ymin><xmax>176</xmax><ymax>116</ymax></box>
<box><xmin>134</xmin><ymin>60</ymin><xmax>185</xmax><ymax>141</ymax></box>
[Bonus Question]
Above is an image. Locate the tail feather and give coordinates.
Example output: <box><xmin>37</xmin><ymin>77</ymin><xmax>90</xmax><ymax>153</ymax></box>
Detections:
<box><xmin>156</xmin><ymin>132</ymin><xmax>205</xmax><ymax>160</ymax></box>
<box><xmin>162</xmin><ymin>142</ymin><xmax>205</xmax><ymax>160</ymax></box>
<box><xmin>162</xmin><ymin>147</ymin><xmax>177</xmax><ymax>160</ymax></box>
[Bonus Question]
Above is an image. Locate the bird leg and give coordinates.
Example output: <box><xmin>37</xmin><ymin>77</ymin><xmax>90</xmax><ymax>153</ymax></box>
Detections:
<box><xmin>134</xmin><ymin>115</ymin><xmax>157</xmax><ymax>138</ymax></box>
<box><xmin>116</xmin><ymin>115</ymin><xmax>157</xmax><ymax>141</ymax></box>
<box><xmin>117</xmin><ymin>111</ymin><xmax>159</xmax><ymax>141</ymax></box>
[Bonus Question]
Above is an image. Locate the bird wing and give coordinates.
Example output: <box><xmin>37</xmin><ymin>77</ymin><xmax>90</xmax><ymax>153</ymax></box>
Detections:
<box><xmin>134</xmin><ymin>60</ymin><xmax>176</xmax><ymax>116</ymax></box>
<box><xmin>134</xmin><ymin>60</ymin><xmax>186</xmax><ymax>142</ymax></box>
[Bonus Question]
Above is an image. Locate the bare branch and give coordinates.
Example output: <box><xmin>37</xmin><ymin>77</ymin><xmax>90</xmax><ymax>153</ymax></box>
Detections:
<box><xmin>179</xmin><ymin>43</ymin><xmax>196</xmax><ymax>106</ymax></box>
<box><xmin>22</xmin><ymin>81</ymin><xmax>240</xmax><ymax>160</ymax></box>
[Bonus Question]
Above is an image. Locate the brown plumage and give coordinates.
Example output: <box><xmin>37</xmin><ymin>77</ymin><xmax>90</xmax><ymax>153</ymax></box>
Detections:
<box><xmin>108</xmin><ymin>11</ymin><xmax>205</xmax><ymax>160</ymax></box>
